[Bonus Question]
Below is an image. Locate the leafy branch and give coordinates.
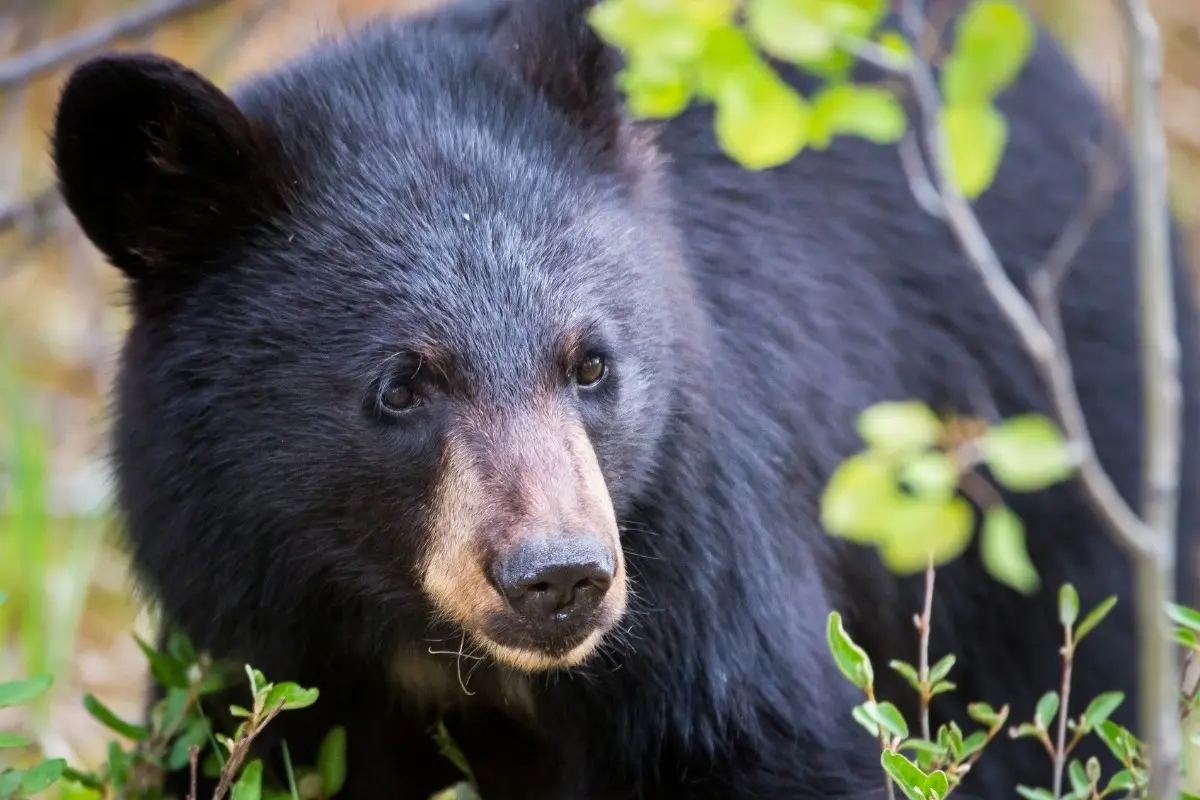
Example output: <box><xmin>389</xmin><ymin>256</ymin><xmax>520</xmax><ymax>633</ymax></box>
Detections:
<box><xmin>590</xmin><ymin>0</ymin><xmax>1185</xmax><ymax>791</ymax></box>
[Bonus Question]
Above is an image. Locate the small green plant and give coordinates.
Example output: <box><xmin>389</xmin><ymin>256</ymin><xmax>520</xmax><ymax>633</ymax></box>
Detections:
<box><xmin>0</xmin><ymin>614</ymin><xmax>348</xmax><ymax>800</ymax></box>
<box><xmin>828</xmin><ymin>572</ymin><xmax>1200</xmax><ymax>799</ymax></box>
<box><xmin>820</xmin><ymin>401</ymin><xmax>1073</xmax><ymax>593</ymax></box>
<box><xmin>0</xmin><ymin>590</ymin><xmax>66</xmax><ymax>800</ymax></box>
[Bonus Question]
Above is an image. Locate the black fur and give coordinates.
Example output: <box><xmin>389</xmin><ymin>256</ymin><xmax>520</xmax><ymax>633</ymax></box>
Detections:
<box><xmin>50</xmin><ymin>0</ymin><xmax>1200</xmax><ymax>797</ymax></box>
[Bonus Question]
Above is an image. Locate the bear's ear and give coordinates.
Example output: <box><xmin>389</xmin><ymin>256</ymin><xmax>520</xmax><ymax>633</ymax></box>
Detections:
<box><xmin>51</xmin><ymin>52</ymin><xmax>282</xmax><ymax>282</ymax></box>
<box><xmin>490</xmin><ymin>0</ymin><xmax>624</xmax><ymax>155</ymax></box>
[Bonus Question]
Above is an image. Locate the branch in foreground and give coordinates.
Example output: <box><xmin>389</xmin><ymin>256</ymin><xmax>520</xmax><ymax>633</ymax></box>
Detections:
<box><xmin>898</xmin><ymin>13</ymin><xmax>1155</xmax><ymax>558</ymax></box>
<box><xmin>0</xmin><ymin>0</ymin><xmax>228</xmax><ymax>91</ymax></box>
<box><xmin>892</xmin><ymin>1</ymin><xmax>1183</xmax><ymax>796</ymax></box>
<box><xmin>1113</xmin><ymin>2</ymin><xmax>1183</xmax><ymax>798</ymax></box>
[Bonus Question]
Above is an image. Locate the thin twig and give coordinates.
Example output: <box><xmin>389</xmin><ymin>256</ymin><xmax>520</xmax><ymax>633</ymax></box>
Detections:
<box><xmin>897</xmin><ymin>6</ymin><xmax>1157</xmax><ymax>557</ymax></box>
<box><xmin>898</xmin><ymin>132</ymin><xmax>944</xmax><ymax>219</ymax></box>
<box><xmin>1040</xmin><ymin>121</ymin><xmax>1126</xmax><ymax>293</ymax></box>
<box><xmin>187</xmin><ymin>744</ymin><xmax>199</xmax><ymax>800</ymax></box>
<box><xmin>1051</xmin><ymin>621</ymin><xmax>1076</xmax><ymax>799</ymax></box>
<box><xmin>1113</xmin><ymin>1</ymin><xmax>1183</xmax><ymax>797</ymax></box>
<box><xmin>917</xmin><ymin>559</ymin><xmax>936</xmax><ymax>742</ymax></box>
<box><xmin>0</xmin><ymin>0</ymin><xmax>228</xmax><ymax>91</ymax></box>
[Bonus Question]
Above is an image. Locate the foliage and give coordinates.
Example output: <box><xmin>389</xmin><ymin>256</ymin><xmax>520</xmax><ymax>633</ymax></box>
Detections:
<box><xmin>828</xmin><ymin>577</ymin><xmax>1200</xmax><ymax>799</ymax></box>
<box><xmin>586</xmin><ymin>0</ymin><xmax>1063</xmax><ymax>587</ymax></box>
<box><xmin>588</xmin><ymin>0</ymin><xmax>1033</xmax><ymax>198</ymax></box>
<box><xmin>0</xmin><ymin>593</ymin><xmax>475</xmax><ymax>800</ymax></box>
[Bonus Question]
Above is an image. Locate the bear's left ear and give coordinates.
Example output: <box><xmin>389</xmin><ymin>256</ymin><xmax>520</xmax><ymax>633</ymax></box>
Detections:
<box><xmin>490</xmin><ymin>0</ymin><xmax>625</xmax><ymax>156</ymax></box>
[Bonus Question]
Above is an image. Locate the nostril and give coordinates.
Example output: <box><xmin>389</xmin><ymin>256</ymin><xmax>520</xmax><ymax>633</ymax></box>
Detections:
<box><xmin>494</xmin><ymin>536</ymin><xmax>617</xmax><ymax>622</ymax></box>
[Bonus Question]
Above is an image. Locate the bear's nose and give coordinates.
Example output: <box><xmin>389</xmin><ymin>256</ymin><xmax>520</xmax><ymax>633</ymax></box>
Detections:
<box><xmin>493</xmin><ymin>535</ymin><xmax>615</xmax><ymax>627</ymax></box>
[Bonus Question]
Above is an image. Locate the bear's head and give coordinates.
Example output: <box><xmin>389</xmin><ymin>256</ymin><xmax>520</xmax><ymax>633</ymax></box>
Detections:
<box><xmin>50</xmin><ymin>0</ymin><xmax>703</xmax><ymax>674</ymax></box>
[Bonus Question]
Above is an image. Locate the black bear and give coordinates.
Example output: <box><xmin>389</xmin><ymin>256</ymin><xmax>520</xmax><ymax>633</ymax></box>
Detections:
<box><xmin>49</xmin><ymin>0</ymin><xmax>1200</xmax><ymax>797</ymax></box>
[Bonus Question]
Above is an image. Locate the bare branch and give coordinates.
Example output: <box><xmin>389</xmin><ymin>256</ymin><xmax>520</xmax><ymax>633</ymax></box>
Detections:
<box><xmin>0</xmin><ymin>185</ymin><xmax>58</xmax><ymax>237</ymax></box>
<box><xmin>0</xmin><ymin>0</ymin><xmax>228</xmax><ymax>91</ymax></box>
<box><xmin>1113</xmin><ymin>0</ymin><xmax>1183</xmax><ymax>796</ymax></box>
<box><xmin>1041</xmin><ymin>120</ymin><xmax>1126</xmax><ymax>292</ymax></box>
<box><xmin>898</xmin><ymin>17</ymin><xmax>1156</xmax><ymax>557</ymax></box>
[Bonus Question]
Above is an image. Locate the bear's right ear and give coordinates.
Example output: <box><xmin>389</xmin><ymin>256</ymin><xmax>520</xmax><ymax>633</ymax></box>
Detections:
<box><xmin>52</xmin><ymin>53</ymin><xmax>282</xmax><ymax>282</ymax></box>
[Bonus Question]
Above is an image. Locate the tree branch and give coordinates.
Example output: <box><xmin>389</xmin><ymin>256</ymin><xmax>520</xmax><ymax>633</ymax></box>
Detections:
<box><xmin>891</xmin><ymin>0</ymin><xmax>1184</xmax><ymax>791</ymax></box>
<box><xmin>898</xmin><ymin>11</ymin><xmax>1156</xmax><ymax>557</ymax></box>
<box><xmin>1113</xmin><ymin>2</ymin><xmax>1183</xmax><ymax>797</ymax></box>
<box><xmin>0</xmin><ymin>0</ymin><xmax>227</xmax><ymax>91</ymax></box>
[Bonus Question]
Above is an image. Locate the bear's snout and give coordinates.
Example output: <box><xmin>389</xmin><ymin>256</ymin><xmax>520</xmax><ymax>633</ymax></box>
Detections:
<box><xmin>490</xmin><ymin>531</ymin><xmax>616</xmax><ymax>639</ymax></box>
<box><xmin>419</xmin><ymin>401</ymin><xmax>627</xmax><ymax>672</ymax></box>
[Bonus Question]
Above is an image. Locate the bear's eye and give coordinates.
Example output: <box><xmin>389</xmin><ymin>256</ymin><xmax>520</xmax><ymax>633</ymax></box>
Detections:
<box><xmin>575</xmin><ymin>353</ymin><xmax>606</xmax><ymax>388</ymax></box>
<box><xmin>380</xmin><ymin>380</ymin><xmax>420</xmax><ymax>414</ymax></box>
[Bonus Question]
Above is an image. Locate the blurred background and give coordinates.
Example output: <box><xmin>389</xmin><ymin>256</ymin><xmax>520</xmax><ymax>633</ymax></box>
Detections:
<box><xmin>0</xmin><ymin>0</ymin><xmax>1198</xmax><ymax>782</ymax></box>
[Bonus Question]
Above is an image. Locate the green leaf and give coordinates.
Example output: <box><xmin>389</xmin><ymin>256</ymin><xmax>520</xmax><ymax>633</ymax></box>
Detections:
<box><xmin>714</xmin><ymin>69</ymin><xmax>810</xmax><ymax>170</ymax></box>
<box><xmin>1167</xmin><ymin>602</ymin><xmax>1200</xmax><ymax>633</ymax></box>
<box><xmin>1067</xmin><ymin>759</ymin><xmax>1089</xmax><ymax>795</ymax></box>
<box><xmin>1034</xmin><ymin>691</ymin><xmax>1059</xmax><ymax>730</ymax></box>
<box><xmin>929</xmin><ymin>654</ymin><xmax>956</xmax><ymax>684</ymax></box>
<box><xmin>967</xmin><ymin>702</ymin><xmax>1005</xmax><ymax>728</ymax></box>
<box><xmin>863</xmin><ymin>700</ymin><xmax>910</xmax><ymax>739</ymax></box>
<box><xmin>167</xmin><ymin>717</ymin><xmax>211</xmax><ymax>772</ymax></box>
<box><xmin>264</xmin><ymin>682</ymin><xmax>320</xmax><ymax>712</ymax></box>
<box><xmin>0</xmin><ymin>770</ymin><xmax>23</xmax><ymax>797</ymax></box>
<box><xmin>1075</xmin><ymin>596</ymin><xmax>1118</xmax><ymax>645</ymax></box>
<box><xmin>1081</xmin><ymin>692</ymin><xmax>1124</xmax><ymax>731</ymax></box>
<box><xmin>889</xmin><ymin>660</ymin><xmax>921</xmax><ymax>692</ymax></box>
<box><xmin>232</xmin><ymin>759</ymin><xmax>263</xmax><ymax>800</ymax></box>
<box><xmin>924</xmin><ymin>770</ymin><xmax>950</xmax><ymax>798</ymax></box>
<box><xmin>695</xmin><ymin>26</ymin><xmax>761</xmax><ymax>102</ymax></box>
<box><xmin>808</xmin><ymin>83</ymin><xmax>906</xmax><ymax>149</ymax></box>
<box><xmin>941</xmin><ymin>0</ymin><xmax>1035</xmax><ymax>106</ymax></box>
<box><xmin>820</xmin><ymin>451</ymin><xmax>903</xmax><ymax>544</ymax></box>
<box><xmin>1095</xmin><ymin>720</ymin><xmax>1136</xmax><ymax>762</ymax></box>
<box><xmin>961</xmin><ymin>730</ymin><xmax>989</xmax><ymax>757</ymax></box>
<box><xmin>1058</xmin><ymin>584</ymin><xmax>1079</xmax><ymax>629</ymax></box>
<box><xmin>981</xmin><ymin>414</ymin><xmax>1074</xmax><ymax>492</ymax></box>
<box><xmin>133</xmin><ymin>635</ymin><xmax>190</xmax><ymax>689</ymax></box>
<box><xmin>852</xmin><ymin>702</ymin><xmax>883</xmax><ymax>737</ymax></box>
<box><xmin>1014</xmin><ymin>787</ymin><xmax>1055</xmax><ymax>800</ymax></box>
<box><xmin>877</xmin><ymin>495</ymin><xmax>974</xmax><ymax>574</ymax></box>
<box><xmin>318</xmin><ymin>726</ymin><xmax>348</xmax><ymax>797</ymax></box>
<box><xmin>617</xmin><ymin>59</ymin><xmax>693</xmax><ymax>119</ymax></box>
<box><xmin>747</xmin><ymin>0</ymin><xmax>834</xmax><ymax>63</ymax></box>
<box><xmin>899</xmin><ymin>452</ymin><xmax>961</xmax><ymax>503</ymax></box>
<box><xmin>0</xmin><ymin>674</ymin><xmax>53</xmax><ymax>708</ymax></box>
<box><xmin>1105</xmin><ymin>770</ymin><xmax>1136</xmax><ymax>792</ymax></box>
<box><xmin>880</xmin><ymin>750</ymin><xmax>930</xmax><ymax>800</ymax></box>
<box><xmin>82</xmin><ymin>693</ymin><xmax>149</xmax><ymax>742</ymax></box>
<box><xmin>0</xmin><ymin>733</ymin><xmax>30</xmax><ymax>749</ymax></box>
<box><xmin>980</xmin><ymin>504</ymin><xmax>1040</xmax><ymax>594</ymax></box>
<box><xmin>826</xmin><ymin>611</ymin><xmax>874</xmax><ymax>691</ymax></box>
<box><xmin>899</xmin><ymin>737</ymin><xmax>945</xmax><ymax>758</ymax></box>
<box><xmin>876</xmin><ymin>30</ymin><xmax>913</xmax><ymax>67</ymax></box>
<box><xmin>942</xmin><ymin>103</ymin><xmax>1008</xmax><ymax>200</ymax></box>
<box><xmin>20</xmin><ymin>758</ymin><xmax>65</xmax><ymax>795</ymax></box>
<box><xmin>1010</xmin><ymin>722</ymin><xmax>1041</xmax><ymax>739</ymax></box>
<box><xmin>434</xmin><ymin>720</ymin><xmax>475</xmax><ymax>781</ymax></box>
<box><xmin>857</xmin><ymin>401</ymin><xmax>942</xmax><ymax>454</ymax></box>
